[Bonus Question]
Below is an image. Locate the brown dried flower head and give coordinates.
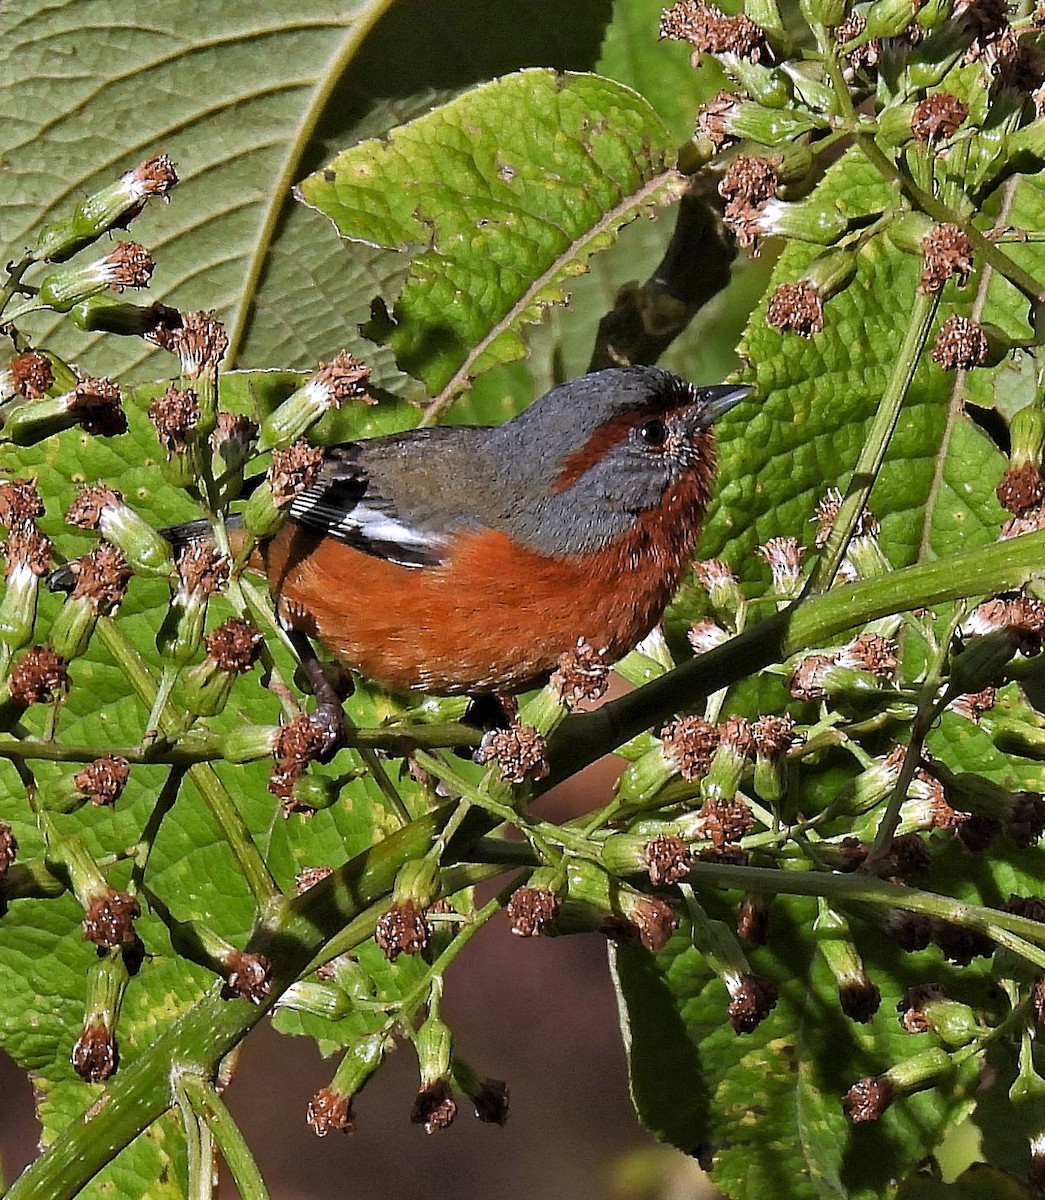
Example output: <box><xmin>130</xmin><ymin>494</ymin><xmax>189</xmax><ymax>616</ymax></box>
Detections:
<box><xmin>660</xmin><ymin>715</ymin><xmax>720</xmax><ymax>780</ymax></box>
<box><xmin>204</xmin><ymin>618</ymin><xmax>263</xmax><ymax>673</ymax></box>
<box><xmin>813</xmin><ymin>487</ymin><xmax>879</xmax><ymax>547</ymax></box>
<box><xmin>150</xmin><ymin>310</ymin><xmax>228</xmax><ymax>378</ymax></box>
<box><xmin>176</xmin><ymin>542</ymin><xmax>228</xmax><ymax>597</ymax></box>
<box><xmin>719</xmin><ymin>154</ymin><xmax>779</xmax><ymax>208</ymax></box>
<box><xmin>294</xmin><ymin>865</ymin><xmax>333</xmax><ymax>895</ymax></box>
<box><xmin>897</xmin><ymin>982</ymin><xmax>948</xmax><ymax>1033</ymax></box>
<box><xmin>70</xmin><ymin>376</ymin><xmax>127</xmax><ymax>437</ymax></box>
<box><xmin>688</xmin><ymin>620</ymin><xmax>729</xmax><ymax>655</ymax></box>
<box><xmin>726</xmin><ymin>972</ymin><xmax>779</xmax><ymax>1033</ymax></box>
<box><xmin>71</xmin><ymin>1023</ymin><xmax>118</xmax><ymax>1083</ymax></box>
<box><xmin>751</xmin><ymin>715</ymin><xmax>798</xmax><ymax>764</ymax></box>
<box><xmin>955</xmin><ymin>0</ymin><xmax>1011</xmax><ymax>41</ymax></box>
<box><xmin>919</xmin><ymin>223</ymin><xmax>974</xmax><ymax>294</ymax></box>
<box><xmin>477</xmin><ymin>723</ymin><xmax>549</xmax><ymax>785</ymax></box>
<box><xmin>411</xmin><ymin>1078</ymin><xmax>457</xmax><ymax>1134</ymax></box>
<box><xmin>311</xmin><ymin>351</ymin><xmax>373</xmax><ymax>406</ymax></box>
<box><xmin>0</xmin><ymin>822</ymin><xmax>18</xmax><ymax>874</ymax></box>
<box><xmin>659</xmin><ymin>0</ymin><xmax>768</xmax><ymax>61</ymax></box>
<box><xmin>222</xmin><ymin>951</ymin><xmax>272</xmax><ymax>1003</ymax></box>
<box><xmin>997</xmin><ymin>462</ymin><xmax>1045</xmax><ymax>515</ymax></box>
<box><xmin>550</xmin><ymin>637</ymin><xmax>609</xmax><ymax>709</ymax></box>
<box><xmin>307</xmin><ymin>1086</ymin><xmax>354</xmax><ymax>1136</ymax></box>
<box><xmin>932</xmin><ymin>314</ymin><xmax>990</xmax><ymax>371</ymax></box>
<box><xmin>65</xmin><ymin>485</ymin><xmax>122</xmax><ymax>530</ymax></box>
<box><xmin>758</xmin><ymin>535</ymin><xmax>806</xmax><ymax>595</ymax></box>
<box><xmin>274</xmin><ymin>713</ymin><xmax>330</xmax><ymax>770</ymax></box>
<box><xmin>695</xmin><ymin>796</ymin><xmax>756</xmax><ymax>847</ymax></box>
<box><xmin>469</xmin><ymin>1077</ymin><xmax>510</xmax><ymax>1125</ymax></box>
<box><xmin>622</xmin><ymin>893</ymin><xmax>679</xmax><ymax>952</ymax></box>
<box><xmin>3</xmin><ymin>524</ymin><xmax>52</xmax><ymax>579</ymax></box>
<box><xmin>69</xmin><ymin>543</ymin><xmax>132</xmax><ymax>613</ymax></box>
<box><xmin>8</xmin><ymin>351</ymin><xmax>54</xmax><ymax>399</ymax></box>
<box><xmin>149</xmin><ymin>386</ymin><xmax>200</xmax><ymax>453</ymax></box>
<box><xmin>375</xmin><ymin>898</ymin><xmax>431</xmax><ymax>961</ymax></box>
<box><xmin>125</xmin><ymin>154</ymin><xmax>178</xmax><ymax>200</ymax></box>
<box><xmin>506</xmin><ymin>886</ymin><xmax>560</xmax><ymax>936</ymax></box>
<box><xmin>9</xmin><ymin>646</ymin><xmax>69</xmax><ymax>706</ymax></box>
<box><xmin>843</xmin><ymin>1075</ymin><xmax>895</xmax><ymax>1122</ymax></box>
<box><xmin>716</xmin><ymin>714</ymin><xmax>755</xmax><ymax>759</ymax></box>
<box><xmin>82</xmin><ymin>890</ymin><xmax>140</xmax><ymax>949</ymax></box>
<box><xmin>767</xmin><ymin>281</ymin><xmax>825</xmax><ymax>338</ymax></box>
<box><xmin>642</xmin><ymin>835</ymin><xmax>693</xmax><ymax>886</ymax></box>
<box><xmin>785</xmin><ymin>652</ymin><xmax>835</xmax><ymax>701</ymax></box>
<box><xmin>269</xmin><ymin>441</ymin><xmax>324</xmax><ymax>507</ymax></box>
<box><xmin>839</xmin><ymin>632</ymin><xmax>899</xmax><ymax>678</ymax></box>
<box><xmin>102</xmin><ymin>241</ymin><xmax>155</xmax><ymax>291</ymax></box>
<box><xmin>0</xmin><ymin>478</ymin><xmax>44</xmax><ymax>528</ymax></box>
<box><xmin>736</xmin><ymin>894</ymin><xmax>770</xmax><ymax>945</ymax></box>
<box><xmin>910</xmin><ymin>93</ymin><xmax>969</xmax><ymax>143</ymax></box>
<box><xmin>74</xmin><ymin>755</ymin><xmax>131</xmax><ymax>807</ymax></box>
<box><xmin>696</xmin><ymin>91</ymin><xmax>741</xmax><ymax>149</ymax></box>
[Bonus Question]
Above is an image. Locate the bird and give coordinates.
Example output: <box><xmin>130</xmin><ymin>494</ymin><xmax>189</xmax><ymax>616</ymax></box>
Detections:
<box><xmin>250</xmin><ymin>365</ymin><xmax>751</xmax><ymax>699</ymax></box>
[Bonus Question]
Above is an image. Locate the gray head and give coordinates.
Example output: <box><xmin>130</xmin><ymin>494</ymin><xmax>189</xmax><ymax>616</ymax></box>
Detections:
<box><xmin>489</xmin><ymin>366</ymin><xmax>751</xmax><ymax>555</ymax></box>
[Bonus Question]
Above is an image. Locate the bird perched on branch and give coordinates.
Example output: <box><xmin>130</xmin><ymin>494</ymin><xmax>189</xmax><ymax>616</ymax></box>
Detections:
<box><xmin>250</xmin><ymin>365</ymin><xmax>750</xmax><ymax>698</ymax></box>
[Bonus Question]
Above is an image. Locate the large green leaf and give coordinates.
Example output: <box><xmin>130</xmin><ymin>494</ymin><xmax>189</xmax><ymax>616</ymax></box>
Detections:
<box><xmin>297</xmin><ymin>69</ymin><xmax>683</xmax><ymax>396</ymax></box>
<box><xmin>0</xmin><ymin>0</ymin><xmax>616</xmax><ymax>386</ymax></box>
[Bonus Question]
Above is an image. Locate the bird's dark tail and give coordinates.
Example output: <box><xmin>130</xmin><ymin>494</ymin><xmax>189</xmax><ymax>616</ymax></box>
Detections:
<box><xmin>160</xmin><ymin>516</ymin><xmax>223</xmax><ymax>554</ymax></box>
<box><xmin>48</xmin><ymin>515</ymin><xmax>244</xmax><ymax>594</ymax></box>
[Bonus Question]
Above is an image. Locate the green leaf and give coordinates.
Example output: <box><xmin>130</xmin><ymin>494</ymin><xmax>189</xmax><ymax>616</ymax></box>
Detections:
<box><xmin>617</xmin><ymin>898</ymin><xmax>984</xmax><ymax>1200</ymax></box>
<box><xmin>0</xmin><ymin>0</ymin><xmax>617</xmax><ymax>385</ymax></box>
<box><xmin>297</xmin><ymin>69</ymin><xmax>683</xmax><ymax>396</ymax></box>
<box><xmin>696</xmin><ymin>152</ymin><xmax>1008</xmax><ymax>585</ymax></box>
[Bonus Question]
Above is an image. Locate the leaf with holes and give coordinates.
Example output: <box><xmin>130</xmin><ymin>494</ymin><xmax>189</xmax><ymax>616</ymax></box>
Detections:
<box><xmin>296</xmin><ymin>69</ymin><xmax>683</xmax><ymax>405</ymax></box>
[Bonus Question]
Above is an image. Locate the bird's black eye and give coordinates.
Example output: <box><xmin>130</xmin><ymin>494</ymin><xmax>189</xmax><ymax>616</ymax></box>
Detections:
<box><xmin>638</xmin><ymin>418</ymin><xmax>667</xmax><ymax>447</ymax></box>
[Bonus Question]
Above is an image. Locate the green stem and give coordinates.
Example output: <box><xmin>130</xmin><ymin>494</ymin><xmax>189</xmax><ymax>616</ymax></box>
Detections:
<box><xmin>4</xmin><ymin>806</ymin><xmax>501</xmax><ymax>1200</ymax></box>
<box><xmin>173</xmin><ymin>1071</ymin><xmax>215</xmax><ymax>1200</ymax></box>
<box><xmin>178</xmin><ymin>1074</ymin><xmax>271</xmax><ymax>1200</ymax></box>
<box><xmin>94</xmin><ymin>616</ymin><xmax>279</xmax><ymax>908</ymax></box>
<box><xmin>808</xmin><ymin>287</ymin><xmax>939</xmax><ymax>593</ymax></box>
<box><xmin>684</xmin><ymin>859</ymin><xmax>1045</xmax><ymax>970</ymax></box>
<box><xmin>0</xmin><ymin>256</ymin><xmax>33</xmax><ymax>318</ymax></box>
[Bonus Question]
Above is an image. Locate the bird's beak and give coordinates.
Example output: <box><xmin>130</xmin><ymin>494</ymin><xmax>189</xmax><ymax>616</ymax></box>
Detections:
<box><xmin>691</xmin><ymin>383</ymin><xmax>753</xmax><ymax>430</ymax></box>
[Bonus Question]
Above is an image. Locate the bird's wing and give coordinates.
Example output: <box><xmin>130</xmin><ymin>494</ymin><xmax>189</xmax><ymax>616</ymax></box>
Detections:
<box><xmin>287</xmin><ymin>442</ymin><xmax>461</xmax><ymax>568</ymax></box>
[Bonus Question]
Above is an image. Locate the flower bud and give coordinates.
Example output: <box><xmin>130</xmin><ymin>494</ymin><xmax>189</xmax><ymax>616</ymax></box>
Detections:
<box><xmin>277</xmin><ymin>980</ymin><xmax>353</xmax><ymax>1022</ymax></box>
<box><xmin>47</xmin><ymin>543</ymin><xmax>131</xmax><ymax>660</ymax></box>
<box><xmin>180</xmin><ymin>619</ymin><xmax>263</xmax><ymax>717</ymax></box>
<box><xmin>843</xmin><ymin>1047</ymin><xmax>953</xmax><ymax>1122</ymax></box>
<box><xmin>0</xmin><ymin>525</ymin><xmax>51</xmax><ymax>655</ymax></box>
<box><xmin>799</xmin><ymin>0</ymin><xmax>848</xmax><ymax>27</ymax></box>
<box><xmin>72</xmin><ymin>948</ymin><xmax>129</xmax><ymax>1083</ymax></box>
<box><xmin>66</xmin><ymin>486</ymin><xmax>173</xmax><ymax>577</ymax></box>
<box><xmin>725</xmin><ymin>59</ymin><xmax>795</xmax><ymax>109</ymax></box>
<box><xmin>36</xmin><ymin>242</ymin><xmax>154</xmax><ymax>312</ymax></box>
<box><xmin>863</xmin><ymin>0</ymin><xmax>917</xmax><ymax>39</ymax></box>
<box><xmin>69</xmin><ymin>296</ymin><xmax>180</xmax><ymax>336</ymax></box>
<box><xmin>156</xmin><ymin>544</ymin><xmax>228</xmax><ymax>666</ymax></box>
<box><xmin>32</xmin><ymin>155</ymin><xmax>177</xmax><ymax>262</ymax></box>
<box><xmin>210</xmin><ymin>413</ymin><xmax>258</xmax><ymax>507</ymax></box>
<box><xmin>410</xmin><ymin>1008</ymin><xmax>457</xmax><ymax>1134</ymax></box>
<box><xmin>306</xmin><ymin>1033</ymin><xmax>385</xmax><ymax>1137</ymax></box>
<box><xmin>242</xmin><ymin>441</ymin><xmax>324</xmax><ymax>538</ymax></box>
<box><xmin>3</xmin><ymin>376</ymin><xmax>126</xmax><ymax>444</ymax></box>
<box><xmin>258</xmin><ymin>352</ymin><xmax>372</xmax><ymax>450</ymax></box>
<box><xmin>814</xmin><ymin>900</ymin><xmax>880</xmax><ymax>1022</ymax></box>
